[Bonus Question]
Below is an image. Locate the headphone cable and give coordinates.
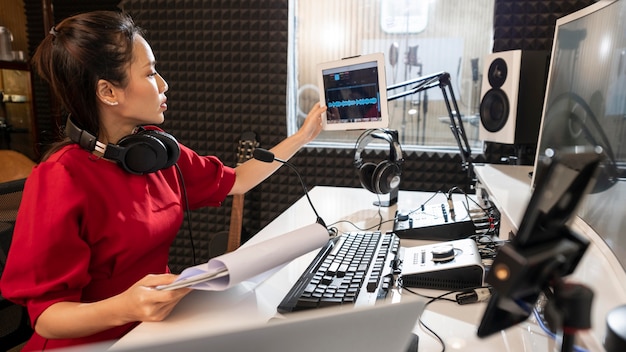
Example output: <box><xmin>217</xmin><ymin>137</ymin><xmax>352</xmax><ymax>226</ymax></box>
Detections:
<box><xmin>174</xmin><ymin>163</ymin><xmax>197</xmax><ymax>265</ymax></box>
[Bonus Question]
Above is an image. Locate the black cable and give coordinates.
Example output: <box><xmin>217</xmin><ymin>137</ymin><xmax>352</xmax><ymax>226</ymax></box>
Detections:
<box><xmin>398</xmin><ymin>282</ymin><xmax>498</xmax><ymax>352</ymax></box>
<box><xmin>397</xmin><ymin>280</ymin><xmax>454</xmax><ymax>352</ymax></box>
<box><xmin>398</xmin><ymin>281</ymin><xmax>456</xmax><ymax>303</ymax></box>
<box><xmin>253</xmin><ymin>148</ymin><xmax>330</xmax><ymax>232</ymax></box>
<box><xmin>374</xmin><ymin>193</ymin><xmax>384</xmax><ymax>230</ymax></box>
<box><xmin>446</xmin><ymin>185</ymin><xmax>504</xmax><ymax>241</ymax></box>
<box><xmin>326</xmin><ymin>218</ymin><xmax>396</xmax><ymax>232</ymax></box>
<box><xmin>174</xmin><ymin>163</ymin><xmax>197</xmax><ymax>265</ymax></box>
<box><xmin>277</xmin><ymin>159</ymin><xmax>326</xmax><ymax>228</ymax></box>
<box><xmin>325</xmin><ymin>190</ymin><xmax>444</xmax><ymax>232</ymax></box>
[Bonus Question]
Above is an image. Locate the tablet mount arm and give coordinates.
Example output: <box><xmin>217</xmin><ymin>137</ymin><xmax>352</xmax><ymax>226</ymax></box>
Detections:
<box><xmin>387</xmin><ymin>71</ymin><xmax>472</xmax><ymax>173</ymax></box>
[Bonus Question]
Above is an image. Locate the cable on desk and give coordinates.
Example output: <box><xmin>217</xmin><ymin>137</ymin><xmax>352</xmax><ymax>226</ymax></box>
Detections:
<box><xmin>399</xmin><ymin>190</ymin><xmax>444</xmax><ymax>219</ymax></box>
<box><xmin>504</xmin><ymin>295</ymin><xmax>591</xmax><ymax>352</ymax></box>
<box><xmin>470</xmin><ymin>234</ymin><xmax>505</xmax><ymax>261</ymax></box>
<box><xmin>325</xmin><ymin>190</ymin><xmax>445</xmax><ymax>232</ymax></box>
<box><xmin>531</xmin><ymin>291</ymin><xmax>590</xmax><ymax>352</ymax></box>
<box><xmin>445</xmin><ymin>185</ymin><xmax>504</xmax><ymax>240</ymax></box>
<box><xmin>326</xmin><ymin>218</ymin><xmax>395</xmax><ymax>232</ymax></box>
<box><xmin>402</xmin><ymin>285</ymin><xmax>451</xmax><ymax>352</ymax></box>
<box><xmin>398</xmin><ymin>282</ymin><xmax>500</xmax><ymax>352</ymax></box>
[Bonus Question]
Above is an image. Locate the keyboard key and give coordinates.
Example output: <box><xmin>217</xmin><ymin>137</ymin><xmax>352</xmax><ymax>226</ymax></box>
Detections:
<box><xmin>296</xmin><ymin>297</ymin><xmax>319</xmax><ymax>309</ymax></box>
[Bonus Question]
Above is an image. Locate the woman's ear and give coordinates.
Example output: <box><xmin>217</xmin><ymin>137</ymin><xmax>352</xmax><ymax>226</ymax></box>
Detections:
<box><xmin>96</xmin><ymin>79</ymin><xmax>119</xmax><ymax>106</ymax></box>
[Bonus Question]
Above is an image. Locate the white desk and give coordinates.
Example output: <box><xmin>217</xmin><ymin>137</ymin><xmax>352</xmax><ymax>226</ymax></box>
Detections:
<box><xmin>473</xmin><ymin>164</ymin><xmax>533</xmax><ymax>239</ymax></box>
<box><xmin>474</xmin><ymin>164</ymin><xmax>626</xmax><ymax>351</ymax></box>
<box><xmin>111</xmin><ymin>186</ymin><xmax>554</xmax><ymax>352</ymax></box>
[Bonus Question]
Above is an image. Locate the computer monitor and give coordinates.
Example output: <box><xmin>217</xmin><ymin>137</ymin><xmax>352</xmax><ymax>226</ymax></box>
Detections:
<box><xmin>317</xmin><ymin>53</ymin><xmax>390</xmax><ymax>131</ymax></box>
<box><xmin>531</xmin><ymin>0</ymin><xmax>626</xmax><ymax>271</ymax></box>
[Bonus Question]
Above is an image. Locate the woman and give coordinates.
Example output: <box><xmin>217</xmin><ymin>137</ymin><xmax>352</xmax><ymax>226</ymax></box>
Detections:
<box><xmin>0</xmin><ymin>10</ymin><xmax>326</xmax><ymax>351</ymax></box>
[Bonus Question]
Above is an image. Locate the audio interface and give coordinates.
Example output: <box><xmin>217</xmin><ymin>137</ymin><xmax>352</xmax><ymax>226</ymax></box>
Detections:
<box><xmin>393</xmin><ymin>201</ymin><xmax>476</xmax><ymax>241</ymax></box>
<box><xmin>399</xmin><ymin>238</ymin><xmax>484</xmax><ymax>290</ymax></box>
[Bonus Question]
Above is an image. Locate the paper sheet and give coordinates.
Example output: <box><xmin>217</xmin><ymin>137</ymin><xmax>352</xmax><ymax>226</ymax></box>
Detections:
<box><xmin>157</xmin><ymin>223</ymin><xmax>330</xmax><ymax>291</ymax></box>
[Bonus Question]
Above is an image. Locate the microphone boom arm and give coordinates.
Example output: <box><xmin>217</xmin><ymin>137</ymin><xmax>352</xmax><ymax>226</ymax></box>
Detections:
<box><xmin>387</xmin><ymin>71</ymin><xmax>472</xmax><ymax>171</ymax></box>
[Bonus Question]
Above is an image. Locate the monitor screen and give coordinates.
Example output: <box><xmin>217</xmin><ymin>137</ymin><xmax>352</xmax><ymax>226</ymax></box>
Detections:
<box><xmin>531</xmin><ymin>0</ymin><xmax>626</xmax><ymax>270</ymax></box>
<box><xmin>317</xmin><ymin>53</ymin><xmax>390</xmax><ymax>131</ymax></box>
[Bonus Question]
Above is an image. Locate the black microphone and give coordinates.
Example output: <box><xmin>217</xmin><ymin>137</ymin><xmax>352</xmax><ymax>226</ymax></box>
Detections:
<box><xmin>253</xmin><ymin>148</ymin><xmax>329</xmax><ymax>232</ymax></box>
<box><xmin>252</xmin><ymin>148</ymin><xmax>276</xmax><ymax>163</ymax></box>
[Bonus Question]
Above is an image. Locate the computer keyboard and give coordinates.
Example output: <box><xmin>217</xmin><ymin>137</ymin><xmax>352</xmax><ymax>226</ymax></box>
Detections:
<box><xmin>277</xmin><ymin>231</ymin><xmax>401</xmax><ymax>313</ymax></box>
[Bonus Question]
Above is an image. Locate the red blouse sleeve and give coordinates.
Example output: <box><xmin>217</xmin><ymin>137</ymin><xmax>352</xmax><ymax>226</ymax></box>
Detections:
<box><xmin>0</xmin><ymin>161</ymin><xmax>91</xmax><ymax>322</ymax></box>
<box><xmin>173</xmin><ymin>143</ymin><xmax>236</xmax><ymax>210</ymax></box>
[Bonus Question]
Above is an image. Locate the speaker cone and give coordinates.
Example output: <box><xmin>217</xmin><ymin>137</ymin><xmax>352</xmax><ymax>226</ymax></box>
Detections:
<box><xmin>480</xmin><ymin>88</ymin><xmax>510</xmax><ymax>132</ymax></box>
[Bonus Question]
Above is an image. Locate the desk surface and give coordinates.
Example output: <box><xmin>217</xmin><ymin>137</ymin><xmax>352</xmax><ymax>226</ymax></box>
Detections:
<box><xmin>473</xmin><ymin>164</ymin><xmax>533</xmax><ymax>234</ymax></box>
<box><xmin>111</xmin><ymin>186</ymin><xmax>553</xmax><ymax>351</ymax></box>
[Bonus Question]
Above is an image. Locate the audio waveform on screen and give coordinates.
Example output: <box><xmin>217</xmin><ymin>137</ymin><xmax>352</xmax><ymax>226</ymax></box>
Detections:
<box><xmin>327</xmin><ymin>97</ymin><xmax>378</xmax><ymax>108</ymax></box>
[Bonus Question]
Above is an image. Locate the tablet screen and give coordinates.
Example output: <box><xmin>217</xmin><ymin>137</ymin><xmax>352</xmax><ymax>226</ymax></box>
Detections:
<box><xmin>317</xmin><ymin>53</ymin><xmax>389</xmax><ymax>131</ymax></box>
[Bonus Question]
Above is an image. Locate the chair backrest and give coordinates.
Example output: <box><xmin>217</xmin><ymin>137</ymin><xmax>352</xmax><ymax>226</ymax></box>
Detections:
<box><xmin>0</xmin><ymin>178</ymin><xmax>26</xmax><ymax>275</ymax></box>
<box><xmin>0</xmin><ymin>178</ymin><xmax>26</xmax><ymax>222</ymax></box>
<box><xmin>0</xmin><ymin>150</ymin><xmax>35</xmax><ymax>184</ymax></box>
<box><xmin>0</xmin><ymin>177</ymin><xmax>33</xmax><ymax>348</ymax></box>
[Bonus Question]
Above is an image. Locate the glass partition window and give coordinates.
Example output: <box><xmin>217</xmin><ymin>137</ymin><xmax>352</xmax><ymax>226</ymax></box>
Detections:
<box><xmin>288</xmin><ymin>0</ymin><xmax>495</xmax><ymax>151</ymax></box>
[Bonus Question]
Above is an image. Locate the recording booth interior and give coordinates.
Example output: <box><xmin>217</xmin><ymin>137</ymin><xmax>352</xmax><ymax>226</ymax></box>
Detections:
<box><xmin>2</xmin><ymin>0</ymin><xmax>626</xmax><ymax>351</ymax></box>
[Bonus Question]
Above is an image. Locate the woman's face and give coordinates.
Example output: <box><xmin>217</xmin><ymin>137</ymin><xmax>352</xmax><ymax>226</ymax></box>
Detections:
<box><xmin>116</xmin><ymin>35</ymin><xmax>169</xmax><ymax>127</ymax></box>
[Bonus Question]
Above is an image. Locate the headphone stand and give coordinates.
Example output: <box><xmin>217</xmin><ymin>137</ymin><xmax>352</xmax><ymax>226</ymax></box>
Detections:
<box><xmin>373</xmin><ymin>186</ymin><xmax>398</xmax><ymax>207</ymax></box>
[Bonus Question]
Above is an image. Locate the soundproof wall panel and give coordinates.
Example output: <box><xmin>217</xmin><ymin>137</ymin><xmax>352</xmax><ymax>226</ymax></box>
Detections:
<box><xmin>118</xmin><ymin>0</ymin><xmax>292</xmax><ymax>272</ymax></box>
<box><xmin>492</xmin><ymin>0</ymin><xmax>595</xmax><ymax>52</ymax></box>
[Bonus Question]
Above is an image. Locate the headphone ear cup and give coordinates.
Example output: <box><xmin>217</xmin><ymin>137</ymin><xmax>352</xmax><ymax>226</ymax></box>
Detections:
<box><xmin>358</xmin><ymin>162</ymin><xmax>378</xmax><ymax>193</ymax></box>
<box><xmin>117</xmin><ymin>134</ymin><xmax>169</xmax><ymax>174</ymax></box>
<box><xmin>142</xmin><ymin>130</ymin><xmax>181</xmax><ymax>168</ymax></box>
<box><xmin>373</xmin><ymin>161</ymin><xmax>401</xmax><ymax>194</ymax></box>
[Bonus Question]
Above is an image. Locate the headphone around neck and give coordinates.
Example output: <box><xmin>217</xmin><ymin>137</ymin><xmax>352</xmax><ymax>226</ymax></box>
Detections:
<box><xmin>353</xmin><ymin>129</ymin><xmax>403</xmax><ymax>194</ymax></box>
<box><xmin>65</xmin><ymin>116</ymin><xmax>181</xmax><ymax>175</ymax></box>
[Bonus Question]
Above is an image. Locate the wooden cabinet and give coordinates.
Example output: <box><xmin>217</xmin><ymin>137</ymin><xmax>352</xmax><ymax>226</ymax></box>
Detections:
<box><xmin>0</xmin><ymin>60</ymin><xmax>37</xmax><ymax>161</ymax></box>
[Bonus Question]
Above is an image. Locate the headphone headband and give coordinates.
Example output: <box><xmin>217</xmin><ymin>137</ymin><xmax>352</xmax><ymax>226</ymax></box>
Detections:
<box><xmin>65</xmin><ymin>117</ymin><xmax>103</xmax><ymax>153</ymax></box>
<box><xmin>353</xmin><ymin>129</ymin><xmax>403</xmax><ymax>195</ymax></box>
<box><xmin>354</xmin><ymin>129</ymin><xmax>403</xmax><ymax>168</ymax></box>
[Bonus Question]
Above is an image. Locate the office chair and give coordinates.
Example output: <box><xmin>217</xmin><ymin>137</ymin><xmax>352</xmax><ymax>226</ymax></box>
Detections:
<box><xmin>0</xmin><ymin>178</ymin><xmax>33</xmax><ymax>349</ymax></box>
<box><xmin>0</xmin><ymin>150</ymin><xmax>35</xmax><ymax>184</ymax></box>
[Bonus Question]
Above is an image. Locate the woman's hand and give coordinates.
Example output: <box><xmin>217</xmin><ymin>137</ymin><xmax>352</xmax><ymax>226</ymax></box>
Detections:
<box><xmin>119</xmin><ymin>274</ymin><xmax>192</xmax><ymax>323</ymax></box>
<box><xmin>229</xmin><ymin>102</ymin><xmax>327</xmax><ymax>195</ymax></box>
<box><xmin>295</xmin><ymin>102</ymin><xmax>327</xmax><ymax>144</ymax></box>
<box><xmin>35</xmin><ymin>274</ymin><xmax>192</xmax><ymax>339</ymax></box>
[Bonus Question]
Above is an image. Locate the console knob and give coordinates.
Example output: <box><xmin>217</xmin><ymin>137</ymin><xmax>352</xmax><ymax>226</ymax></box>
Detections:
<box><xmin>397</xmin><ymin>210</ymin><xmax>410</xmax><ymax>221</ymax></box>
<box><xmin>431</xmin><ymin>244</ymin><xmax>456</xmax><ymax>262</ymax></box>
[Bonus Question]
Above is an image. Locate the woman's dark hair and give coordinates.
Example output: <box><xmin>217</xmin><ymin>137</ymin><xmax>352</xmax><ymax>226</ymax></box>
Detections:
<box><xmin>32</xmin><ymin>11</ymin><xmax>143</xmax><ymax>160</ymax></box>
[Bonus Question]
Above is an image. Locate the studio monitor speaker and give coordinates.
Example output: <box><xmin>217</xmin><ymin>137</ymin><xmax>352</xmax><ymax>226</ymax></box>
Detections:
<box><xmin>479</xmin><ymin>50</ymin><xmax>550</xmax><ymax>145</ymax></box>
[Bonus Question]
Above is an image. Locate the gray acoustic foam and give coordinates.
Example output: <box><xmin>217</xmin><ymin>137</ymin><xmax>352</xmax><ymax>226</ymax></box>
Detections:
<box><xmin>492</xmin><ymin>0</ymin><xmax>594</xmax><ymax>52</ymax></box>
<box><xmin>122</xmin><ymin>0</ymin><xmax>292</xmax><ymax>272</ymax></box>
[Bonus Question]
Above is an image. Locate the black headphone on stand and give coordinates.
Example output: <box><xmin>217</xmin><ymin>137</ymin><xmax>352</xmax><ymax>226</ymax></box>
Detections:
<box><xmin>65</xmin><ymin>116</ymin><xmax>181</xmax><ymax>175</ymax></box>
<box><xmin>353</xmin><ymin>129</ymin><xmax>404</xmax><ymax>194</ymax></box>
